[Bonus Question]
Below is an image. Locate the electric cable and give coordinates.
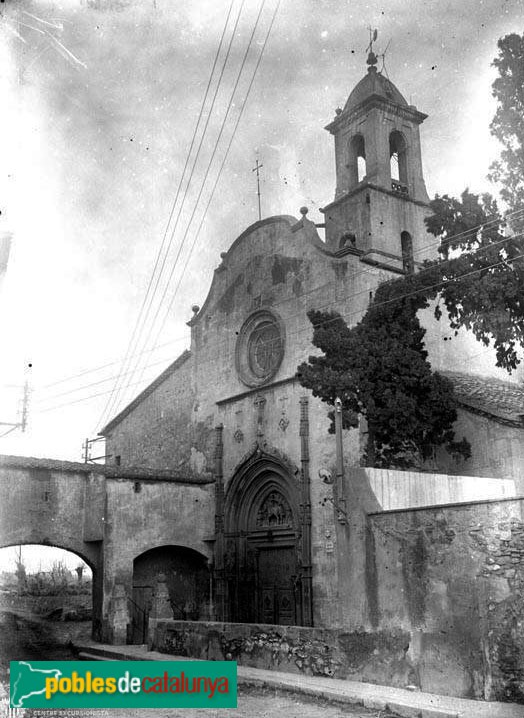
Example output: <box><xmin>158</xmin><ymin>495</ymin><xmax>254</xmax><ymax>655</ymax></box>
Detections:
<box><xmin>33</xmin><ymin>208</ymin><xmax>524</xmax><ymax>406</ymax></box>
<box><xmin>114</xmin><ymin>0</ymin><xmax>270</xmax><ymax>416</ymax></box>
<box><xmin>33</xmin><ymin>239</ymin><xmax>524</xmax><ymax>417</ymax></box>
<box><xmin>97</xmin><ymin>0</ymin><xmax>238</xmax><ymax>430</ymax></box>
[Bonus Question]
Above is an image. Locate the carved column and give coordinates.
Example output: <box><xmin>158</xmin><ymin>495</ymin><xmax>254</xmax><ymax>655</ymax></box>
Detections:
<box><xmin>299</xmin><ymin>396</ymin><xmax>313</xmax><ymax>626</ymax></box>
<box><xmin>213</xmin><ymin>424</ymin><xmax>227</xmax><ymax>621</ymax></box>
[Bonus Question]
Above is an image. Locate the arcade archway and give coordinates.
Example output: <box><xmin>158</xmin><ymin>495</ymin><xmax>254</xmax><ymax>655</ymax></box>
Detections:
<box><xmin>130</xmin><ymin>545</ymin><xmax>210</xmax><ymax>644</ymax></box>
<box><xmin>0</xmin><ymin>543</ymin><xmax>98</xmax><ymax>641</ymax></box>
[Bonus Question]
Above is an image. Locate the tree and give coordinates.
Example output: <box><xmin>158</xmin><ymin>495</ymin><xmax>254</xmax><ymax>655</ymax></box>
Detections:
<box><xmin>297</xmin><ymin>306</ymin><xmax>470</xmax><ymax>469</ymax></box>
<box><xmin>14</xmin><ymin>546</ymin><xmax>27</xmax><ymax>594</ymax></box>
<box><xmin>421</xmin><ymin>190</ymin><xmax>524</xmax><ymax>372</ymax></box>
<box><xmin>298</xmin><ymin>34</ymin><xmax>524</xmax><ymax>468</ymax></box>
<box><xmin>489</xmin><ymin>33</ymin><xmax>524</xmax><ymax>224</ymax></box>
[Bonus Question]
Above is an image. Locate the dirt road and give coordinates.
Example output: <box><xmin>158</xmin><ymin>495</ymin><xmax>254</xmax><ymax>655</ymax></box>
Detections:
<box><xmin>0</xmin><ymin>609</ymin><xmax>396</xmax><ymax>718</ymax></box>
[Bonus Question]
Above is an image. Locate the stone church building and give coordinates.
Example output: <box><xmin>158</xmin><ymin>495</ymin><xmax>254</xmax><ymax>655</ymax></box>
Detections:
<box><xmin>91</xmin><ymin>56</ymin><xmax>524</xmax><ymax>699</ymax></box>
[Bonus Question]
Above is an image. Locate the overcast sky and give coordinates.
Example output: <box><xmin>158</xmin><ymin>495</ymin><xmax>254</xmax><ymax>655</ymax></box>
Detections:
<box><xmin>0</xmin><ymin>0</ymin><xmax>522</xmax><ymax>466</ymax></box>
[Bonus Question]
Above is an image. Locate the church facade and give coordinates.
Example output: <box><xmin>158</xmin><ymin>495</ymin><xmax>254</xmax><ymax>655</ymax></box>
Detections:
<box><xmin>100</xmin><ymin>58</ymin><xmax>524</xmax><ymax>636</ymax></box>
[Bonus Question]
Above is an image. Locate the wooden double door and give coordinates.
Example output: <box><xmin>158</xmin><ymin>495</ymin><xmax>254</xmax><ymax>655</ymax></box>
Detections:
<box><xmin>258</xmin><ymin>546</ymin><xmax>297</xmax><ymax>625</ymax></box>
<box><xmin>230</xmin><ymin>542</ymin><xmax>299</xmax><ymax>625</ymax></box>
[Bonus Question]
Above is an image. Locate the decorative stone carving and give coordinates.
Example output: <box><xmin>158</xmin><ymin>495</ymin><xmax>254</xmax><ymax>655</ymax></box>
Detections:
<box><xmin>233</xmin><ymin>444</ymin><xmax>301</xmax><ymax>485</ymax></box>
<box><xmin>256</xmin><ymin>491</ymin><xmax>292</xmax><ymax>528</ymax></box>
<box><xmin>235</xmin><ymin>309</ymin><xmax>285</xmax><ymax>387</ymax></box>
<box><xmin>279</xmin><ymin>415</ymin><xmax>290</xmax><ymax>432</ymax></box>
<box><xmin>233</xmin><ymin>429</ymin><xmax>244</xmax><ymax>443</ymax></box>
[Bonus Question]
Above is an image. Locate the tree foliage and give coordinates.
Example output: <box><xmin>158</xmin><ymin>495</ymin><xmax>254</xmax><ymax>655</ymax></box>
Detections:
<box><xmin>297</xmin><ymin>306</ymin><xmax>471</xmax><ymax>469</ymax></box>
<box><xmin>489</xmin><ymin>33</ymin><xmax>524</xmax><ymax>221</ymax></box>
<box><xmin>417</xmin><ymin>190</ymin><xmax>524</xmax><ymax>371</ymax></box>
<box><xmin>297</xmin><ymin>34</ymin><xmax>524</xmax><ymax>468</ymax></box>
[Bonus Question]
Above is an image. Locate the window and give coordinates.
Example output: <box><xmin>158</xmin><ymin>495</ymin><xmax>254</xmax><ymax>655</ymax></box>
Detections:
<box><xmin>236</xmin><ymin>310</ymin><xmax>285</xmax><ymax>387</ymax></box>
<box><xmin>348</xmin><ymin>134</ymin><xmax>366</xmax><ymax>186</ymax></box>
<box><xmin>389</xmin><ymin>131</ymin><xmax>408</xmax><ymax>192</ymax></box>
<box><xmin>248</xmin><ymin>321</ymin><xmax>282</xmax><ymax>378</ymax></box>
<box><xmin>115</xmin><ymin>455</ymin><xmax>121</xmax><ymax>466</ymax></box>
<box><xmin>401</xmin><ymin>231</ymin><xmax>414</xmax><ymax>274</ymax></box>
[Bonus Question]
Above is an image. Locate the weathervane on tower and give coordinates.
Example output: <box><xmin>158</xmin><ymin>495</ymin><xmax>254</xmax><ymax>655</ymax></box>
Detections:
<box><xmin>366</xmin><ymin>27</ymin><xmax>379</xmax><ymax>68</ymax></box>
<box><xmin>365</xmin><ymin>27</ymin><xmax>391</xmax><ymax>76</ymax></box>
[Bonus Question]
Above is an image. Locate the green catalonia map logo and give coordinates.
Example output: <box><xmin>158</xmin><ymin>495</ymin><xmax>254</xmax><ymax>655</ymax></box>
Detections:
<box><xmin>10</xmin><ymin>660</ymin><xmax>237</xmax><ymax>709</ymax></box>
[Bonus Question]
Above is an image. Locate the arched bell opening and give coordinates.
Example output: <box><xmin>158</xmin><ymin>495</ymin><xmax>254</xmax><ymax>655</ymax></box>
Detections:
<box><xmin>348</xmin><ymin>134</ymin><xmax>366</xmax><ymax>186</ymax></box>
<box><xmin>130</xmin><ymin>545</ymin><xmax>210</xmax><ymax>643</ymax></box>
<box><xmin>389</xmin><ymin>130</ymin><xmax>408</xmax><ymax>191</ymax></box>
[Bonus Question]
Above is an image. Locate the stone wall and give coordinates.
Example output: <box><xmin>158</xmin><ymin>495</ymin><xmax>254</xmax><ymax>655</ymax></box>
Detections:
<box><xmin>105</xmin><ymin>351</ymin><xmax>210</xmax><ymax>476</ymax></box>
<box><xmin>97</xmin><ymin>212</ymin><xmax>524</xmax><ymax>650</ymax></box>
<box><xmin>0</xmin><ymin>455</ymin><xmax>215</xmax><ymax>645</ymax></box>
<box><xmin>434</xmin><ymin>408</ymin><xmax>524</xmax><ymax>491</ymax></box>
<box><xmin>151</xmin><ymin>496</ymin><xmax>524</xmax><ymax>703</ymax></box>
<box><xmin>368</xmin><ymin>497</ymin><xmax>524</xmax><ymax>702</ymax></box>
<box><xmin>360</xmin><ymin>467</ymin><xmax>516</xmax><ymax>510</ymax></box>
<box><xmin>101</xmin><ymin>476</ymin><xmax>214</xmax><ymax>642</ymax></box>
<box><xmin>151</xmin><ymin>620</ymin><xmax>416</xmax><ymax>687</ymax></box>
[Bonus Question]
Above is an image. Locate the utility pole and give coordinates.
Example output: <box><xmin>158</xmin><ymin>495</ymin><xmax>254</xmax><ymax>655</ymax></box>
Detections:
<box><xmin>0</xmin><ymin>370</ymin><xmax>31</xmax><ymax>438</ymax></box>
<box><xmin>251</xmin><ymin>156</ymin><xmax>263</xmax><ymax>221</ymax></box>
<box><xmin>82</xmin><ymin>435</ymin><xmax>111</xmax><ymax>464</ymax></box>
<box><xmin>21</xmin><ymin>379</ymin><xmax>30</xmax><ymax>432</ymax></box>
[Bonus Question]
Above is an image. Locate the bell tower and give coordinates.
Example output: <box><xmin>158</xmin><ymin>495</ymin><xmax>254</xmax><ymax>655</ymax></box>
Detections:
<box><xmin>321</xmin><ymin>45</ymin><xmax>432</xmax><ymax>271</ymax></box>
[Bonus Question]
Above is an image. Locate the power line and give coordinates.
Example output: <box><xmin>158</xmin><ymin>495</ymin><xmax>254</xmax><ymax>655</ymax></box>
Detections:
<box><xmin>35</xmin><ymin>371</ymin><xmax>168</xmax><ymax>416</ymax></box>
<box><xmin>96</xmin><ymin>0</ymin><xmax>239</xmax><ymax>430</ymax></box>
<box><xmin>30</xmin><ymin>205</ymin><xmax>524</xmax><ymax>405</ymax></box>
<box><xmin>36</xmin><ymin>227</ymin><xmax>517</xmax><ymax>411</ymax></box>
<box><xmin>34</xmin><ymin>353</ymin><xmax>178</xmax><ymax>405</ymax></box>
<box><xmin>114</xmin><ymin>0</ymin><xmax>270</xmax><ymax>416</ymax></box>
<box><xmin>33</xmin><ymin>3</ymin><xmax>289</xmax><ymax>416</ymax></box>
<box><xmin>130</xmin><ymin>200</ymin><xmax>524</xmax><ymax>398</ymax></box>
<box><xmin>140</xmin><ymin>0</ymin><xmax>282</xmax><ymax>393</ymax></box>
<box><xmin>101</xmin><ymin>0</ymin><xmax>248</xmax><ymax>425</ymax></box>
<box><xmin>135</xmin><ymin>215</ymin><xmax>524</xmax><ymax>414</ymax></box>
<box><xmin>33</xmin><ymin>238</ymin><xmax>524</xmax><ymax>418</ymax></box>
<box><xmin>39</xmin><ymin>336</ymin><xmax>188</xmax><ymax>390</ymax></box>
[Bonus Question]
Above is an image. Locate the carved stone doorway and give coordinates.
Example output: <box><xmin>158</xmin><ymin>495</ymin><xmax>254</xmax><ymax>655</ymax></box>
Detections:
<box><xmin>218</xmin><ymin>448</ymin><xmax>312</xmax><ymax>626</ymax></box>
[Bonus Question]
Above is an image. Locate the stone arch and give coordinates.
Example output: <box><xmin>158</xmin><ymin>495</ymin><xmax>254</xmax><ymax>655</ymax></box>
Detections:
<box><xmin>0</xmin><ymin>539</ymin><xmax>98</xmax><ymax>573</ymax></box>
<box><xmin>348</xmin><ymin>134</ymin><xmax>366</xmax><ymax>186</ymax></box>
<box><xmin>0</xmin><ymin>541</ymin><xmax>102</xmax><ymax>641</ymax></box>
<box><xmin>389</xmin><ymin>130</ymin><xmax>408</xmax><ymax>187</ymax></box>
<box><xmin>132</xmin><ymin>537</ymin><xmax>212</xmax><ymax>563</ymax></box>
<box><xmin>225</xmin><ymin>446</ymin><xmax>300</xmax><ymax>534</ymax></box>
<box><xmin>221</xmin><ymin>446</ymin><xmax>311</xmax><ymax>626</ymax></box>
<box><xmin>130</xmin><ymin>544</ymin><xmax>210</xmax><ymax>644</ymax></box>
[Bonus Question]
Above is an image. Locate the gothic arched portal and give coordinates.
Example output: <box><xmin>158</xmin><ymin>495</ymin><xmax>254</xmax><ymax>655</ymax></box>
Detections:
<box><xmin>218</xmin><ymin>448</ymin><xmax>312</xmax><ymax>626</ymax></box>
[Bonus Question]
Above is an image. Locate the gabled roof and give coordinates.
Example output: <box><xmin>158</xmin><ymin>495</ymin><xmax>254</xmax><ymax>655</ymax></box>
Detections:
<box><xmin>443</xmin><ymin>370</ymin><xmax>524</xmax><ymax>427</ymax></box>
<box><xmin>99</xmin><ymin>349</ymin><xmax>191</xmax><ymax>435</ymax></box>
